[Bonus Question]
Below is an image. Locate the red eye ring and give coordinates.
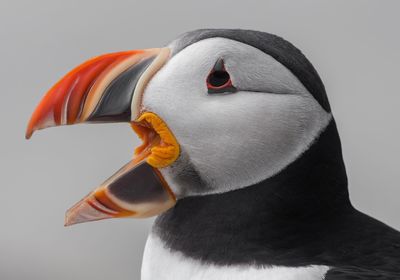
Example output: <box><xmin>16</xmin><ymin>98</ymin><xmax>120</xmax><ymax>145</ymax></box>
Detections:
<box><xmin>207</xmin><ymin>70</ymin><xmax>233</xmax><ymax>89</ymax></box>
<box><xmin>207</xmin><ymin>59</ymin><xmax>237</xmax><ymax>94</ymax></box>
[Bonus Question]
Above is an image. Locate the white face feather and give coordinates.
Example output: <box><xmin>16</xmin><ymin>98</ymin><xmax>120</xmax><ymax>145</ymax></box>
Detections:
<box><xmin>142</xmin><ymin>38</ymin><xmax>331</xmax><ymax>197</ymax></box>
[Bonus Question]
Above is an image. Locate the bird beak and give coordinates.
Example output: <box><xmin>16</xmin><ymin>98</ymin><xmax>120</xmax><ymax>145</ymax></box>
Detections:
<box><xmin>26</xmin><ymin>48</ymin><xmax>180</xmax><ymax>226</ymax></box>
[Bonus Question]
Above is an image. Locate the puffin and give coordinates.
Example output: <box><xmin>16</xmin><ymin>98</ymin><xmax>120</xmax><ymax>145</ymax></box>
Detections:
<box><xmin>26</xmin><ymin>29</ymin><xmax>400</xmax><ymax>280</ymax></box>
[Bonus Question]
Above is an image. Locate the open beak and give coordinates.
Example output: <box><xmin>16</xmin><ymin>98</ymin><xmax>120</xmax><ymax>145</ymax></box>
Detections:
<box><xmin>26</xmin><ymin>47</ymin><xmax>180</xmax><ymax>226</ymax></box>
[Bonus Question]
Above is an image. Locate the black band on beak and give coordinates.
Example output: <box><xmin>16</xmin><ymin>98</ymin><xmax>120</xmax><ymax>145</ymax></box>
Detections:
<box><xmin>87</xmin><ymin>57</ymin><xmax>155</xmax><ymax>123</ymax></box>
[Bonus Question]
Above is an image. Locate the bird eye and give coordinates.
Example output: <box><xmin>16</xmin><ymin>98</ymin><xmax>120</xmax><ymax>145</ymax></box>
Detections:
<box><xmin>207</xmin><ymin>59</ymin><xmax>236</xmax><ymax>94</ymax></box>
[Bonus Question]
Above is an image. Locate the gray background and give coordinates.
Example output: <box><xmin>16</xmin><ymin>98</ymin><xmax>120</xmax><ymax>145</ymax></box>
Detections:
<box><xmin>1</xmin><ymin>0</ymin><xmax>399</xmax><ymax>279</ymax></box>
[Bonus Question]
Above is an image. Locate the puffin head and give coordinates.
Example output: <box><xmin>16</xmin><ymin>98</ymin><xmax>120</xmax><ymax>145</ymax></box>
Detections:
<box><xmin>26</xmin><ymin>29</ymin><xmax>334</xmax><ymax>226</ymax></box>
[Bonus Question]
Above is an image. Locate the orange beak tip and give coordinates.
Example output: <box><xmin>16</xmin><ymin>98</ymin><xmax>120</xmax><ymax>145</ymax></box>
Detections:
<box><xmin>25</xmin><ymin>130</ymin><xmax>33</xmax><ymax>140</ymax></box>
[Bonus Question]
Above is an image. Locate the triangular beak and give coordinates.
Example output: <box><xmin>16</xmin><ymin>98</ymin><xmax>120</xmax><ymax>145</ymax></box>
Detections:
<box><xmin>26</xmin><ymin>48</ymin><xmax>170</xmax><ymax>139</ymax></box>
<box><xmin>65</xmin><ymin>160</ymin><xmax>176</xmax><ymax>226</ymax></box>
<box><xmin>26</xmin><ymin>47</ymin><xmax>178</xmax><ymax>226</ymax></box>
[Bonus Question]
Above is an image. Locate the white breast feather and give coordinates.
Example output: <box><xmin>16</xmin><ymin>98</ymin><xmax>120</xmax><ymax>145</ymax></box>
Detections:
<box><xmin>141</xmin><ymin>234</ymin><xmax>330</xmax><ymax>280</ymax></box>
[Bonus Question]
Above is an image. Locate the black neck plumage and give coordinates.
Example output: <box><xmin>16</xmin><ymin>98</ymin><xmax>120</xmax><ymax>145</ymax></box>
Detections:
<box><xmin>153</xmin><ymin>120</ymin><xmax>353</xmax><ymax>266</ymax></box>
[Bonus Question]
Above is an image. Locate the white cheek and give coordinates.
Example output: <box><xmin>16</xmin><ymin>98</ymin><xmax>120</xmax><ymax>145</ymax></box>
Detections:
<box><xmin>142</xmin><ymin>38</ymin><xmax>331</xmax><ymax>196</ymax></box>
<box><xmin>158</xmin><ymin>92</ymin><xmax>330</xmax><ymax>193</ymax></box>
